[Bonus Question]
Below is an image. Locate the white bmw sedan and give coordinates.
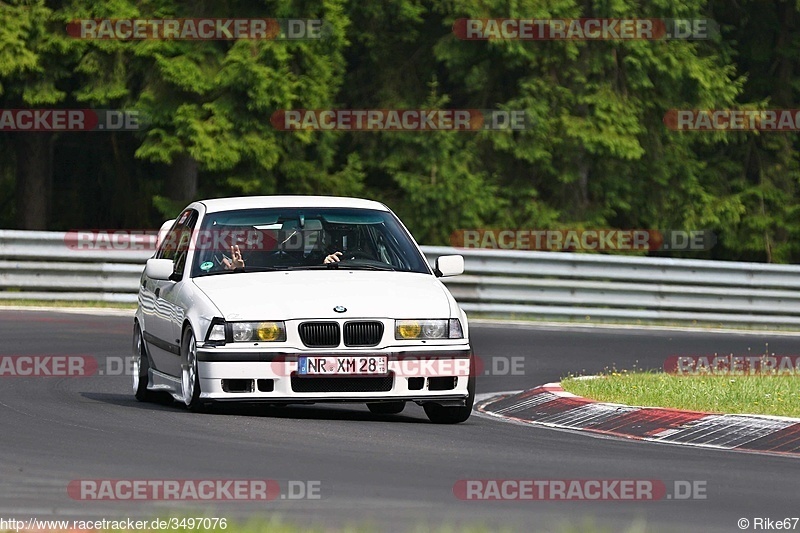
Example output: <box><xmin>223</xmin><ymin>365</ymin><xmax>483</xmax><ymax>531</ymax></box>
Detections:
<box><xmin>133</xmin><ymin>196</ymin><xmax>474</xmax><ymax>423</ymax></box>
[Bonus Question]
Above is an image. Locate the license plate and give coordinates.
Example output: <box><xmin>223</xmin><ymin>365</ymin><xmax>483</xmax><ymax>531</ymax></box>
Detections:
<box><xmin>298</xmin><ymin>356</ymin><xmax>388</xmax><ymax>376</ymax></box>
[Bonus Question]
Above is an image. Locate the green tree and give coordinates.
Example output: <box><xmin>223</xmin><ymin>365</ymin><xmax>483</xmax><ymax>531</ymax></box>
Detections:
<box><xmin>703</xmin><ymin>0</ymin><xmax>800</xmax><ymax>262</ymax></box>
<box><xmin>435</xmin><ymin>0</ymin><xmax>742</xmax><ymax>242</ymax></box>
<box><xmin>0</xmin><ymin>0</ymin><xmax>73</xmax><ymax>229</ymax></box>
<box><xmin>129</xmin><ymin>0</ymin><xmax>357</xmax><ymax>218</ymax></box>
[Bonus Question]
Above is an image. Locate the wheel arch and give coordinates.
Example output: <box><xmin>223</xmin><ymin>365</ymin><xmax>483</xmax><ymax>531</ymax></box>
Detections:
<box><xmin>180</xmin><ymin>318</ymin><xmax>198</xmax><ymax>351</ymax></box>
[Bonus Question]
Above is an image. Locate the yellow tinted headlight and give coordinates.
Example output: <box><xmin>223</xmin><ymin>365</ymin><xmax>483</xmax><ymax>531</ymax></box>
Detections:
<box><xmin>257</xmin><ymin>322</ymin><xmax>284</xmax><ymax>341</ymax></box>
<box><xmin>396</xmin><ymin>320</ymin><xmax>422</xmax><ymax>339</ymax></box>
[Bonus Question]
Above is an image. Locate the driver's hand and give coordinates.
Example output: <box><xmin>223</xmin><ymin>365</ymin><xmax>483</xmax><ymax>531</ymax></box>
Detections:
<box><xmin>324</xmin><ymin>251</ymin><xmax>343</xmax><ymax>264</ymax></box>
<box><xmin>223</xmin><ymin>245</ymin><xmax>245</xmax><ymax>270</ymax></box>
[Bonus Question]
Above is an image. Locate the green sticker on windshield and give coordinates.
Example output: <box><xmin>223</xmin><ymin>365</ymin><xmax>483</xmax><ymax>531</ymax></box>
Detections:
<box><xmin>200</xmin><ymin>261</ymin><xmax>214</xmax><ymax>271</ymax></box>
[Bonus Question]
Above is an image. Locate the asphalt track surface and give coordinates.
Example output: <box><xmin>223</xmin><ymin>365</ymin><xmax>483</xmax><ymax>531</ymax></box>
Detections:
<box><xmin>1</xmin><ymin>309</ymin><xmax>799</xmax><ymax>532</ymax></box>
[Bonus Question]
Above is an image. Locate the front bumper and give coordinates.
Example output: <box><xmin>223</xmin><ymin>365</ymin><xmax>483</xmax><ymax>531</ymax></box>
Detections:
<box><xmin>195</xmin><ymin>345</ymin><xmax>472</xmax><ymax>404</ymax></box>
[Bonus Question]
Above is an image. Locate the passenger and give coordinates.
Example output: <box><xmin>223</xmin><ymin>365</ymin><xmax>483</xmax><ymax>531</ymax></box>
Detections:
<box><xmin>222</xmin><ymin>245</ymin><xmax>245</xmax><ymax>270</ymax></box>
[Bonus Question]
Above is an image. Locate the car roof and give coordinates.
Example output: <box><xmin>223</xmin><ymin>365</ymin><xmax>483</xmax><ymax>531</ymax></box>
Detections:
<box><xmin>197</xmin><ymin>195</ymin><xmax>390</xmax><ymax>214</ymax></box>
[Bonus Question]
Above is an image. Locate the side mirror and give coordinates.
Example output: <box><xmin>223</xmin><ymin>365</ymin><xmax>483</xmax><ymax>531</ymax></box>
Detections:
<box><xmin>145</xmin><ymin>258</ymin><xmax>176</xmax><ymax>281</ymax></box>
<box><xmin>434</xmin><ymin>255</ymin><xmax>464</xmax><ymax>277</ymax></box>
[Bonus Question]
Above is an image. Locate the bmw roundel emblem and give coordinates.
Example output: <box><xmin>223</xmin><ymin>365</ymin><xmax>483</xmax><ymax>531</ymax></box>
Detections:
<box><xmin>333</xmin><ymin>305</ymin><xmax>347</xmax><ymax>313</ymax></box>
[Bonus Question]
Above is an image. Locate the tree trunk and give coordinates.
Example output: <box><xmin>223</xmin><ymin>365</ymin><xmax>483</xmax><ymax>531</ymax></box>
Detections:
<box><xmin>14</xmin><ymin>133</ymin><xmax>53</xmax><ymax>230</ymax></box>
<box><xmin>773</xmin><ymin>2</ymin><xmax>795</xmax><ymax>108</ymax></box>
<box><xmin>167</xmin><ymin>153</ymin><xmax>198</xmax><ymax>203</ymax></box>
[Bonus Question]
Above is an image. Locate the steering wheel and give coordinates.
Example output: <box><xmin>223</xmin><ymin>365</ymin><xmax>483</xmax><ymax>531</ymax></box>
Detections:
<box><xmin>340</xmin><ymin>250</ymin><xmax>374</xmax><ymax>261</ymax></box>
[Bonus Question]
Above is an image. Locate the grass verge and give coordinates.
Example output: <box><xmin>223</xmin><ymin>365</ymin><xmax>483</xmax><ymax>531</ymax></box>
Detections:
<box><xmin>562</xmin><ymin>371</ymin><xmax>800</xmax><ymax>418</ymax></box>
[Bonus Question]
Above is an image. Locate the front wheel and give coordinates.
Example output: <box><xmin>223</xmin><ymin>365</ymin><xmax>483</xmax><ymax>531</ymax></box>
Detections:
<box><xmin>180</xmin><ymin>327</ymin><xmax>204</xmax><ymax>411</ymax></box>
<box><xmin>423</xmin><ymin>374</ymin><xmax>475</xmax><ymax>424</ymax></box>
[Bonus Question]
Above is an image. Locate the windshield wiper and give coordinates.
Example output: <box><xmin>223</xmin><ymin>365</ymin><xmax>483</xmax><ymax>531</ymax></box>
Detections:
<box><xmin>197</xmin><ymin>269</ymin><xmax>239</xmax><ymax>277</ymax></box>
<box><xmin>198</xmin><ymin>265</ymin><xmax>288</xmax><ymax>276</ymax></box>
<box><xmin>324</xmin><ymin>262</ymin><xmax>397</xmax><ymax>271</ymax></box>
<box><xmin>240</xmin><ymin>266</ymin><xmax>292</xmax><ymax>272</ymax></box>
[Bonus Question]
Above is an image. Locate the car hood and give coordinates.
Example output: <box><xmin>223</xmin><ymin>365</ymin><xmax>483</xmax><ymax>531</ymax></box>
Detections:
<box><xmin>192</xmin><ymin>270</ymin><xmax>453</xmax><ymax>320</ymax></box>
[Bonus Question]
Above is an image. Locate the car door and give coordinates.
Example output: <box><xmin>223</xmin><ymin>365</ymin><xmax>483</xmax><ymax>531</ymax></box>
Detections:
<box><xmin>142</xmin><ymin>209</ymin><xmax>198</xmax><ymax>377</ymax></box>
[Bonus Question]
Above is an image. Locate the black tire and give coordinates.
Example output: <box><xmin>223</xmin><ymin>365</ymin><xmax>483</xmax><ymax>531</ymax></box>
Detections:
<box><xmin>180</xmin><ymin>327</ymin><xmax>205</xmax><ymax>411</ymax></box>
<box><xmin>367</xmin><ymin>401</ymin><xmax>406</xmax><ymax>415</ymax></box>
<box><xmin>133</xmin><ymin>324</ymin><xmax>162</xmax><ymax>403</ymax></box>
<box><xmin>423</xmin><ymin>374</ymin><xmax>475</xmax><ymax>424</ymax></box>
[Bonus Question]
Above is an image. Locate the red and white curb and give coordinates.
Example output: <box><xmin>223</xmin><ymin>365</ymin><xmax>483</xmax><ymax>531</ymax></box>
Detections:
<box><xmin>475</xmin><ymin>383</ymin><xmax>800</xmax><ymax>458</ymax></box>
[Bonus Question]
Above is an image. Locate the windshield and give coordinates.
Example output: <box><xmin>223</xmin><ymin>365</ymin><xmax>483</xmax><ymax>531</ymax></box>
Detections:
<box><xmin>190</xmin><ymin>207</ymin><xmax>430</xmax><ymax>277</ymax></box>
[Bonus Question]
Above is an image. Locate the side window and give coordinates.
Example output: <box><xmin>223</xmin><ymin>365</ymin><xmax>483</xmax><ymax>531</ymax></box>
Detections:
<box><xmin>155</xmin><ymin>209</ymin><xmax>198</xmax><ymax>278</ymax></box>
<box><xmin>156</xmin><ymin>222</ymin><xmax>181</xmax><ymax>262</ymax></box>
<box><xmin>172</xmin><ymin>211</ymin><xmax>198</xmax><ymax>277</ymax></box>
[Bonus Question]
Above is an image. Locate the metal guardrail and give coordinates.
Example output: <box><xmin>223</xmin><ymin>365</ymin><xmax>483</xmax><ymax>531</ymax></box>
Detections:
<box><xmin>419</xmin><ymin>247</ymin><xmax>800</xmax><ymax>328</ymax></box>
<box><xmin>0</xmin><ymin>231</ymin><xmax>151</xmax><ymax>303</ymax></box>
<box><xmin>2</xmin><ymin>230</ymin><xmax>800</xmax><ymax>327</ymax></box>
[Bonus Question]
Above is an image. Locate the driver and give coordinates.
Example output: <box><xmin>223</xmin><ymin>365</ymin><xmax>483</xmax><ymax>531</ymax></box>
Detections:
<box><xmin>319</xmin><ymin>228</ymin><xmax>376</xmax><ymax>264</ymax></box>
<box><xmin>323</xmin><ymin>251</ymin><xmax>343</xmax><ymax>264</ymax></box>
